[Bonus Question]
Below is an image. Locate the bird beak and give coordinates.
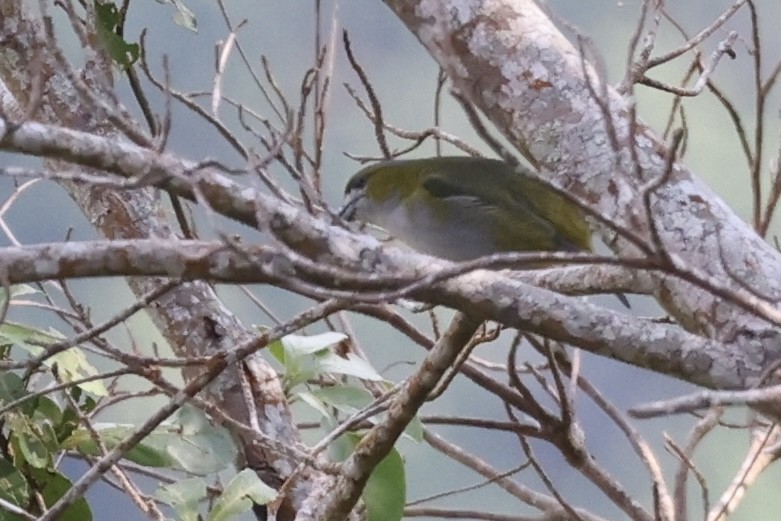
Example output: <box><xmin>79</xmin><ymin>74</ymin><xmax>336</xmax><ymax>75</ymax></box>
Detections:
<box><xmin>338</xmin><ymin>190</ymin><xmax>362</xmax><ymax>221</ymax></box>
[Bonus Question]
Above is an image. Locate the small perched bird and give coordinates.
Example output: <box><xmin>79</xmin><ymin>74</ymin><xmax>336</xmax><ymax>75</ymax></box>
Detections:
<box><xmin>339</xmin><ymin>156</ymin><xmax>629</xmax><ymax>306</ymax></box>
<box><xmin>339</xmin><ymin>156</ymin><xmax>591</xmax><ymax>260</ymax></box>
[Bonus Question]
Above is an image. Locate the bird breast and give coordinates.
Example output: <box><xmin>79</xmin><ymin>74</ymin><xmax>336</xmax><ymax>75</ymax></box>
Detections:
<box><xmin>374</xmin><ymin>197</ymin><xmax>499</xmax><ymax>261</ymax></box>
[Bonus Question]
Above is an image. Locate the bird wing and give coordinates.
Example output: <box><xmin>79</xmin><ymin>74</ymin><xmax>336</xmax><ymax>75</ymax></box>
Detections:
<box><xmin>421</xmin><ymin>172</ymin><xmax>577</xmax><ymax>251</ymax></box>
<box><xmin>421</xmin><ymin>173</ymin><xmax>491</xmax><ymax>208</ymax></box>
<box><xmin>507</xmin><ymin>176</ymin><xmax>591</xmax><ymax>251</ymax></box>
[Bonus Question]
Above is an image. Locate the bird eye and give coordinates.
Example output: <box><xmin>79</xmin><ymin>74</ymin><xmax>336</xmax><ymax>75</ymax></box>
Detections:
<box><xmin>347</xmin><ymin>175</ymin><xmax>368</xmax><ymax>193</ymax></box>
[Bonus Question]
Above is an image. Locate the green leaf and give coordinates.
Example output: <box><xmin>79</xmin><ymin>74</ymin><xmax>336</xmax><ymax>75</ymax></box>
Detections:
<box><xmin>328</xmin><ymin>431</ymin><xmax>354</xmax><ymax>463</ymax></box>
<box><xmin>274</xmin><ymin>332</ymin><xmax>355</xmax><ymax>389</ymax></box>
<box><xmin>304</xmin><ymin>385</ymin><xmax>375</xmax><ymax>420</ymax></box>
<box><xmin>176</xmin><ymin>402</ymin><xmax>212</xmax><ymax>434</ymax></box>
<box><xmin>10</xmin><ymin>284</ymin><xmax>38</xmax><ymax>298</ymax></box>
<box><xmin>0</xmin><ymin>322</ymin><xmax>64</xmax><ymax>351</ymax></box>
<box><xmin>0</xmin><ymin>372</ymin><xmax>27</xmax><ymax>412</ymax></box>
<box><xmin>95</xmin><ymin>2</ymin><xmax>139</xmax><ymax>68</ymax></box>
<box><xmin>281</xmin><ymin>332</ymin><xmax>347</xmax><ymax>357</ymax></box>
<box><xmin>55</xmin><ymin>406</ymin><xmax>80</xmax><ymax>444</ymax></box>
<box><xmin>166</xmin><ymin>405</ymin><xmax>237</xmax><ymax>473</ymax></box>
<box><xmin>278</xmin><ymin>332</ymin><xmax>383</xmax><ymax>383</ymax></box>
<box><xmin>315</xmin><ymin>351</ymin><xmax>383</xmax><ymax>381</ymax></box>
<box><xmin>65</xmin><ymin>426</ymin><xmax>175</xmax><ymax>468</ymax></box>
<box><xmin>298</xmin><ymin>385</ymin><xmax>377</xmax><ymax>421</ymax></box>
<box><xmin>363</xmin><ymin>446</ymin><xmax>405</xmax><ymax>521</ymax></box>
<box><xmin>269</xmin><ymin>338</ymin><xmax>308</xmax><ymax>389</ymax></box>
<box><xmin>65</xmin><ymin>407</ymin><xmax>236</xmax><ymax>474</ymax></box>
<box><xmin>0</xmin><ymin>284</ymin><xmax>39</xmax><ymax>316</ymax></box>
<box><xmin>208</xmin><ymin>469</ymin><xmax>278</xmax><ymax>521</ymax></box>
<box><xmin>33</xmin><ymin>396</ymin><xmax>63</xmax><ymax>426</ymax></box>
<box><xmin>0</xmin><ymin>322</ymin><xmax>106</xmax><ymax>396</ymax></box>
<box><xmin>8</xmin><ymin>415</ymin><xmax>55</xmax><ymax>469</ymax></box>
<box><xmin>310</xmin><ymin>384</ymin><xmax>423</xmax><ymax>442</ymax></box>
<box><xmin>267</xmin><ymin>338</ymin><xmax>285</xmax><ymax>365</ymax></box>
<box><xmin>156</xmin><ymin>477</ymin><xmax>206</xmax><ymax>521</ymax></box>
<box><xmin>402</xmin><ymin>414</ymin><xmax>424</xmax><ymax>443</ymax></box>
<box><xmin>29</xmin><ymin>469</ymin><xmax>92</xmax><ymax>521</ymax></box>
<box><xmin>295</xmin><ymin>391</ymin><xmax>332</xmax><ymax>419</ymax></box>
<box><xmin>312</xmin><ymin>385</ymin><xmax>374</xmax><ymax>409</ymax></box>
<box><xmin>170</xmin><ymin>0</ymin><xmax>197</xmax><ymax>31</ymax></box>
<box><xmin>49</xmin><ymin>349</ymin><xmax>107</xmax><ymax>396</ymax></box>
<box><xmin>331</xmin><ymin>433</ymin><xmax>405</xmax><ymax>521</ymax></box>
<box><xmin>0</xmin><ymin>457</ymin><xmax>30</xmax><ymax>512</ymax></box>
<box><xmin>0</xmin><ymin>380</ymin><xmax>68</xmax><ymax>476</ymax></box>
<box><xmin>81</xmin><ymin>395</ymin><xmax>97</xmax><ymax>414</ymax></box>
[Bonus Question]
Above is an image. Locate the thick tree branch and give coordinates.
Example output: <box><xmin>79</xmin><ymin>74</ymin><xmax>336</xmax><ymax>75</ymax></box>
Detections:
<box><xmin>0</xmin><ymin>235</ymin><xmax>760</xmax><ymax>390</ymax></box>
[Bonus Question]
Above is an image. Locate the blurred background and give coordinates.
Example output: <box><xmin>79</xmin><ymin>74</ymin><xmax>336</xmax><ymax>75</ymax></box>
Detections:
<box><xmin>2</xmin><ymin>0</ymin><xmax>780</xmax><ymax>519</ymax></box>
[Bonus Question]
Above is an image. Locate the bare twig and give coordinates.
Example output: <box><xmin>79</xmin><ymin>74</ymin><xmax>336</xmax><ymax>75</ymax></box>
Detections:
<box><xmin>343</xmin><ymin>30</ymin><xmax>390</xmax><ymax>159</ymax></box>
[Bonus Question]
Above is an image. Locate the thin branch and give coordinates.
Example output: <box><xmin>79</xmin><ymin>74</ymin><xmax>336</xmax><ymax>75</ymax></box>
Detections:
<box><xmin>422</xmin><ymin>429</ymin><xmax>607</xmax><ymax>521</ymax></box>
<box><xmin>646</xmin><ymin>0</ymin><xmax>747</xmax><ymax>69</ymax></box>
<box><xmin>342</xmin><ymin>30</ymin><xmax>390</xmax><ymax>159</ymax></box>
<box><xmin>629</xmin><ymin>386</ymin><xmax>781</xmax><ymax>418</ymax></box>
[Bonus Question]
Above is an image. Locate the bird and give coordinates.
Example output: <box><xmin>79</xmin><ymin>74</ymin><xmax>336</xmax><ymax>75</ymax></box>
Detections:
<box><xmin>339</xmin><ymin>156</ymin><xmax>628</xmax><ymax>306</ymax></box>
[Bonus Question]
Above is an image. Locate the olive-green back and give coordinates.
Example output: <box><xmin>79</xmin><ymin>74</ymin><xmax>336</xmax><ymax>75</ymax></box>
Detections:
<box><xmin>403</xmin><ymin>157</ymin><xmax>592</xmax><ymax>252</ymax></box>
